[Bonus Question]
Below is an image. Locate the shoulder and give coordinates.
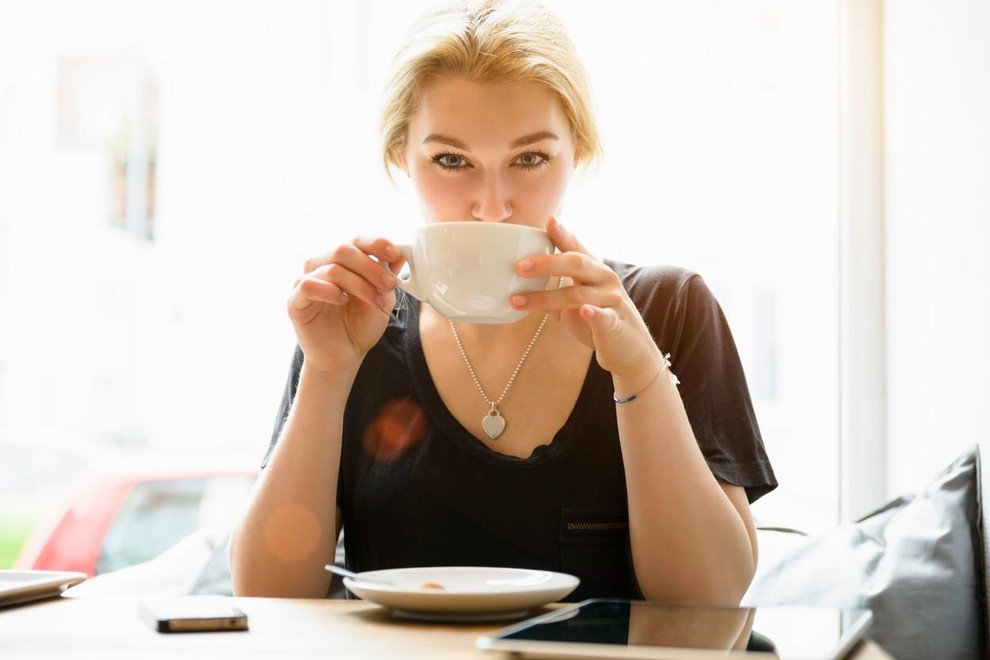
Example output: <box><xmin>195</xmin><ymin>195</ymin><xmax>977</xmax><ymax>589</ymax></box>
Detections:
<box><xmin>605</xmin><ymin>260</ymin><xmax>716</xmax><ymax>310</ymax></box>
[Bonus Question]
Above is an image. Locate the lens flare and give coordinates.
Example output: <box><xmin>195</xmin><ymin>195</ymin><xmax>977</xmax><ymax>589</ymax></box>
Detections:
<box><xmin>362</xmin><ymin>398</ymin><xmax>427</xmax><ymax>462</ymax></box>
<box><xmin>262</xmin><ymin>502</ymin><xmax>321</xmax><ymax>562</ymax></box>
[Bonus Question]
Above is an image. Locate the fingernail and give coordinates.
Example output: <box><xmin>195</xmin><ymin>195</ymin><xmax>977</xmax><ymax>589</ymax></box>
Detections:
<box><xmin>340</xmin><ymin>291</ymin><xmax>349</xmax><ymax>303</ymax></box>
<box><xmin>375</xmin><ymin>294</ymin><xmax>387</xmax><ymax>309</ymax></box>
<box><xmin>517</xmin><ymin>259</ymin><xmax>534</xmax><ymax>272</ymax></box>
<box><xmin>511</xmin><ymin>295</ymin><xmax>528</xmax><ymax>307</ymax></box>
<box><xmin>381</xmin><ymin>272</ymin><xmax>396</xmax><ymax>288</ymax></box>
<box><xmin>385</xmin><ymin>245</ymin><xmax>399</xmax><ymax>260</ymax></box>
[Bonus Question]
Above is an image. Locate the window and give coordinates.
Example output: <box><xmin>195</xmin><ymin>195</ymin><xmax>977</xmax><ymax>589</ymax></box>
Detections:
<box><xmin>96</xmin><ymin>475</ymin><xmax>255</xmax><ymax>575</ymax></box>
<box><xmin>57</xmin><ymin>53</ymin><xmax>158</xmax><ymax>240</ymax></box>
<box><xmin>0</xmin><ymin>0</ymin><xmax>847</xmax><ymax>574</ymax></box>
<box><xmin>551</xmin><ymin>0</ymin><xmax>841</xmax><ymax>528</ymax></box>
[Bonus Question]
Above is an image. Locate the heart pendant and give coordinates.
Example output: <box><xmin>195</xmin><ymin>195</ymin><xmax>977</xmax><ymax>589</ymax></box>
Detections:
<box><xmin>481</xmin><ymin>410</ymin><xmax>506</xmax><ymax>440</ymax></box>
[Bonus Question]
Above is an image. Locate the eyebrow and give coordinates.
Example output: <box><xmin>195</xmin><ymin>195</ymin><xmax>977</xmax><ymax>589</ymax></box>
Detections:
<box><xmin>422</xmin><ymin>131</ymin><xmax>559</xmax><ymax>150</ymax></box>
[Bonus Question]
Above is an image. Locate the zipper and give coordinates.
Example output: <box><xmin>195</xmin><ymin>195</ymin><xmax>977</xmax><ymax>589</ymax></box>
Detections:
<box><xmin>566</xmin><ymin>521</ymin><xmax>629</xmax><ymax>532</ymax></box>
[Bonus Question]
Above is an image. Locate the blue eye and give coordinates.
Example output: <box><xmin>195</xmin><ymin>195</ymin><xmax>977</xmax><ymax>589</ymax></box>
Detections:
<box><xmin>515</xmin><ymin>152</ymin><xmax>550</xmax><ymax>169</ymax></box>
<box><xmin>432</xmin><ymin>153</ymin><xmax>468</xmax><ymax>170</ymax></box>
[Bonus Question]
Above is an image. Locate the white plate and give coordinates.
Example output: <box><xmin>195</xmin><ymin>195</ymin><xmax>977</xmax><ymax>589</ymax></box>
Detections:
<box><xmin>0</xmin><ymin>570</ymin><xmax>87</xmax><ymax>608</ymax></box>
<box><xmin>342</xmin><ymin>566</ymin><xmax>579</xmax><ymax>621</ymax></box>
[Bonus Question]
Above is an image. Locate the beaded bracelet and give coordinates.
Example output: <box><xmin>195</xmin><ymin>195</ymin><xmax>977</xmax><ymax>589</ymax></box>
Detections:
<box><xmin>613</xmin><ymin>353</ymin><xmax>679</xmax><ymax>404</ymax></box>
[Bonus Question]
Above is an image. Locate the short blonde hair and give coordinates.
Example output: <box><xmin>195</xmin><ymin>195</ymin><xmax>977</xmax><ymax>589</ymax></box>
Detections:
<box><xmin>381</xmin><ymin>0</ymin><xmax>602</xmax><ymax>173</ymax></box>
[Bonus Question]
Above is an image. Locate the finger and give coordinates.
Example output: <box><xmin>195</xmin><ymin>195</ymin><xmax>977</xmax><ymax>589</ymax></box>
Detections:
<box><xmin>511</xmin><ymin>279</ymin><xmax>621</xmax><ymax>314</ymax></box>
<box><xmin>546</xmin><ymin>216</ymin><xmax>592</xmax><ymax>256</ymax></box>
<box><xmin>579</xmin><ymin>304</ymin><xmax>620</xmax><ymax>339</ymax></box>
<box><xmin>352</xmin><ymin>236</ymin><xmax>402</xmax><ymax>266</ymax></box>
<box><xmin>516</xmin><ymin>250</ymin><xmax>617</xmax><ymax>289</ymax></box>
<box><xmin>350</xmin><ymin>239</ymin><xmax>402</xmax><ymax>292</ymax></box>
<box><xmin>309</xmin><ymin>262</ymin><xmax>388</xmax><ymax>310</ymax></box>
<box><xmin>304</xmin><ymin>238</ymin><xmax>399</xmax><ymax>273</ymax></box>
<box><xmin>305</xmin><ymin>242</ymin><xmax>398</xmax><ymax>294</ymax></box>
<box><xmin>289</xmin><ymin>277</ymin><xmax>348</xmax><ymax>309</ymax></box>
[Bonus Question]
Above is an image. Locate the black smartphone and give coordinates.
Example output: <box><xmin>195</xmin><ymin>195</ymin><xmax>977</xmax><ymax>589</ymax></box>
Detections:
<box><xmin>138</xmin><ymin>596</ymin><xmax>248</xmax><ymax>633</ymax></box>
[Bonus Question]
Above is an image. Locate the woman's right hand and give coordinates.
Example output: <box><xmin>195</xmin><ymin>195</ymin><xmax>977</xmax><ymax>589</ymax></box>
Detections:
<box><xmin>287</xmin><ymin>238</ymin><xmax>402</xmax><ymax>376</ymax></box>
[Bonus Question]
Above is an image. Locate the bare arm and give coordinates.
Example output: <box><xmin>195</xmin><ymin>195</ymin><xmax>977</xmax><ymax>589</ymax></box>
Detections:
<box><xmin>230</xmin><ymin>237</ymin><xmax>400</xmax><ymax>597</ymax></box>
<box><xmin>613</xmin><ymin>358</ymin><xmax>758</xmax><ymax>605</ymax></box>
<box><xmin>514</xmin><ymin>218</ymin><xmax>759</xmax><ymax>605</ymax></box>
<box><xmin>229</xmin><ymin>364</ymin><xmax>353</xmax><ymax>597</ymax></box>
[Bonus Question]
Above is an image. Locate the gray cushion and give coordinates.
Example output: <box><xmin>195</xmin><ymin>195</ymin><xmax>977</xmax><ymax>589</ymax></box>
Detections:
<box><xmin>744</xmin><ymin>445</ymin><xmax>987</xmax><ymax>660</ymax></box>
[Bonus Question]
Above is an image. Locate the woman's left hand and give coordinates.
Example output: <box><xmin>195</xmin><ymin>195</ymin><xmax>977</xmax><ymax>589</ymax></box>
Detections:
<box><xmin>511</xmin><ymin>217</ymin><xmax>661</xmax><ymax>379</ymax></box>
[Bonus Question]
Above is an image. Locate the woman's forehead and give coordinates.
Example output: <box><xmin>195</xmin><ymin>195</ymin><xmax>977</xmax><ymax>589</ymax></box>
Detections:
<box><xmin>409</xmin><ymin>76</ymin><xmax>571</xmax><ymax>145</ymax></box>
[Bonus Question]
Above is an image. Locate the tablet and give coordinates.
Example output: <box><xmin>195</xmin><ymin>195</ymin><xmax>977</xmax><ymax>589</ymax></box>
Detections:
<box><xmin>0</xmin><ymin>570</ymin><xmax>87</xmax><ymax>608</ymax></box>
<box><xmin>477</xmin><ymin>598</ymin><xmax>872</xmax><ymax>659</ymax></box>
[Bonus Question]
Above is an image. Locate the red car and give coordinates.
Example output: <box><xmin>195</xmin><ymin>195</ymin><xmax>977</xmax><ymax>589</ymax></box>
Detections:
<box><xmin>16</xmin><ymin>467</ymin><xmax>256</xmax><ymax>577</ymax></box>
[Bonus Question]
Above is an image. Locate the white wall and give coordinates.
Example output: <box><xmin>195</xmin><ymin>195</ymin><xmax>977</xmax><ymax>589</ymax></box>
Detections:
<box><xmin>885</xmin><ymin>0</ymin><xmax>990</xmax><ymax>495</ymax></box>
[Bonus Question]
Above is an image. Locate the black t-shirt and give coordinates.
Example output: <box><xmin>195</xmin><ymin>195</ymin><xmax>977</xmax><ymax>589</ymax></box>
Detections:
<box><xmin>264</xmin><ymin>262</ymin><xmax>777</xmax><ymax>600</ymax></box>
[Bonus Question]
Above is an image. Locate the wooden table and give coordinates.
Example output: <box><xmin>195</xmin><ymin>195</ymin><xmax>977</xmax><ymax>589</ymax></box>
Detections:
<box><xmin>0</xmin><ymin>596</ymin><xmax>894</xmax><ymax>659</ymax></box>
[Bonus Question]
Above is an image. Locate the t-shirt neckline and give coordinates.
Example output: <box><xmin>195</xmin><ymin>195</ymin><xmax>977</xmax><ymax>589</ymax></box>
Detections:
<box><xmin>402</xmin><ymin>300</ymin><xmax>606</xmax><ymax>464</ymax></box>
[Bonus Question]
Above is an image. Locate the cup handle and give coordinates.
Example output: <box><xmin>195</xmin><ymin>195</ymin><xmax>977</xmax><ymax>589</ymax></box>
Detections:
<box><xmin>390</xmin><ymin>244</ymin><xmax>422</xmax><ymax>300</ymax></box>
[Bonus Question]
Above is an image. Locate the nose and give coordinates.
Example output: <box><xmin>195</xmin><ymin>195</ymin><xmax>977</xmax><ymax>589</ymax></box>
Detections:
<box><xmin>471</xmin><ymin>172</ymin><xmax>512</xmax><ymax>222</ymax></box>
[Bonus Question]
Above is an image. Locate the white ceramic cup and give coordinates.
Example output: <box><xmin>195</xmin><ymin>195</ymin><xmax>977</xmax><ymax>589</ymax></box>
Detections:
<box><xmin>394</xmin><ymin>222</ymin><xmax>552</xmax><ymax>324</ymax></box>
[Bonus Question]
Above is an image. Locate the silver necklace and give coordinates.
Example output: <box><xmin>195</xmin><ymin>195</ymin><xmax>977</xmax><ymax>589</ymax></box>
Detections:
<box><xmin>448</xmin><ymin>313</ymin><xmax>550</xmax><ymax>440</ymax></box>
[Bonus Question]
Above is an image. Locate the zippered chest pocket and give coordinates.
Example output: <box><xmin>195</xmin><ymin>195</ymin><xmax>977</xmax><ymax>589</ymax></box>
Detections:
<box><xmin>561</xmin><ymin>507</ymin><xmax>629</xmax><ymax>537</ymax></box>
<box><xmin>559</xmin><ymin>507</ymin><xmax>637</xmax><ymax>599</ymax></box>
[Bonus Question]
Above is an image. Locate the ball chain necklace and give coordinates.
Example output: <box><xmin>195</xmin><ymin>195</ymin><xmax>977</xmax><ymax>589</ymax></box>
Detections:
<box><xmin>449</xmin><ymin>313</ymin><xmax>548</xmax><ymax>440</ymax></box>
<box><xmin>448</xmin><ymin>278</ymin><xmax>561</xmax><ymax>440</ymax></box>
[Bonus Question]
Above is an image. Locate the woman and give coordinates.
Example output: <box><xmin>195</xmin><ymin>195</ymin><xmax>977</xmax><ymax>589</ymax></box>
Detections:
<box><xmin>230</xmin><ymin>0</ymin><xmax>776</xmax><ymax>605</ymax></box>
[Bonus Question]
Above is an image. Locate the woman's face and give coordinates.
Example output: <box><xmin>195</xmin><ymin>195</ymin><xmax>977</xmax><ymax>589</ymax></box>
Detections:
<box><xmin>403</xmin><ymin>75</ymin><xmax>576</xmax><ymax>229</ymax></box>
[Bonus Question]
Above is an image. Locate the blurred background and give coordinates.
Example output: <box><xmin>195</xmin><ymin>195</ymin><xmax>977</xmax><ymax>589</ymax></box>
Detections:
<box><xmin>0</xmin><ymin>0</ymin><xmax>987</xmax><ymax>580</ymax></box>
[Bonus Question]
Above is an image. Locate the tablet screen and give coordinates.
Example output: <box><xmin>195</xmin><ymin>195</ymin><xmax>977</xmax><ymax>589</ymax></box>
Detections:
<box><xmin>478</xmin><ymin>599</ymin><xmax>872</xmax><ymax>660</ymax></box>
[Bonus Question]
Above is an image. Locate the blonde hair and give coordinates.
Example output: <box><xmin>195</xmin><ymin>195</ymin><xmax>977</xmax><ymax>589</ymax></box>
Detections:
<box><xmin>380</xmin><ymin>0</ymin><xmax>602</xmax><ymax>173</ymax></box>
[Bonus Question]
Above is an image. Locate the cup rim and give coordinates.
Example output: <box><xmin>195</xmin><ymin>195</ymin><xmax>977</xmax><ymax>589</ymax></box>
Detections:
<box><xmin>420</xmin><ymin>221</ymin><xmax>549</xmax><ymax>236</ymax></box>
